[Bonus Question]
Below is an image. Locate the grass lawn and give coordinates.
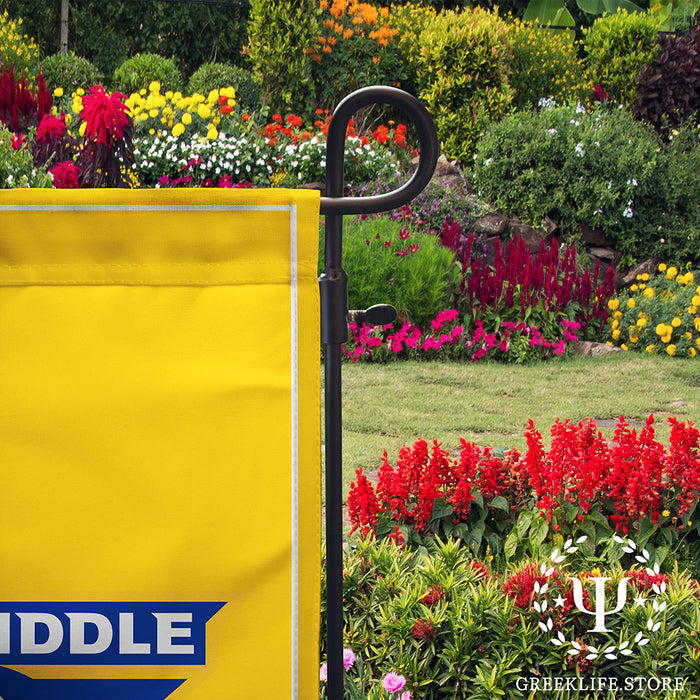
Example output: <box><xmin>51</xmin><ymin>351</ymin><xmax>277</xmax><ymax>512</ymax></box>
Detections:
<box><xmin>331</xmin><ymin>353</ymin><xmax>700</xmax><ymax>497</ymax></box>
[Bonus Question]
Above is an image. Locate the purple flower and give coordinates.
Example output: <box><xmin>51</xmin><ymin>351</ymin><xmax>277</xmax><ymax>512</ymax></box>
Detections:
<box><xmin>382</xmin><ymin>672</ymin><xmax>407</xmax><ymax>694</ymax></box>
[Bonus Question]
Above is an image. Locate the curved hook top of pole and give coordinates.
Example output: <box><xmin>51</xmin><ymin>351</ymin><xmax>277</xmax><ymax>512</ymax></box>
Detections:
<box><xmin>319</xmin><ymin>86</ymin><xmax>439</xmax><ymax>216</ymax></box>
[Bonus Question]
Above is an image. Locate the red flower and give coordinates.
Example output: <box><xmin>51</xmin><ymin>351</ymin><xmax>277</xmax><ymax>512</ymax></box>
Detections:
<box><xmin>49</xmin><ymin>161</ymin><xmax>81</xmax><ymax>189</ymax></box>
<box><xmin>36</xmin><ymin>114</ymin><xmax>67</xmax><ymax>143</ymax></box>
<box><xmin>412</xmin><ymin>618</ymin><xmax>436</xmax><ymax>640</ymax></box>
<box><xmin>80</xmin><ymin>85</ymin><xmax>130</xmax><ymax>144</ymax></box>
<box><xmin>347</xmin><ymin>468</ymin><xmax>380</xmax><ymax>537</ymax></box>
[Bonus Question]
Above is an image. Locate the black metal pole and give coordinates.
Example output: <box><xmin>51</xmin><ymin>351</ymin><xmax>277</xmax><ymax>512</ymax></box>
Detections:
<box><xmin>319</xmin><ymin>86</ymin><xmax>438</xmax><ymax>700</ymax></box>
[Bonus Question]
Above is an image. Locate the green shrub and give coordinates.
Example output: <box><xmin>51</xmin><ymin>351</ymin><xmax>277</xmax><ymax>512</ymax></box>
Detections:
<box><xmin>471</xmin><ymin>101</ymin><xmax>662</xmax><ymax>262</ymax></box>
<box><xmin>186</xmin><ymin>62</ymin><xmax>261</xmax><ymax>113</ymax></box>
<box><xmin>416</xmin><ymin>8</ymin><xmax>514</xmax><ymax>165</ymax></box>
<box><xmin>633</xmin><ymin>23</ymin><xmax>700</xmax><ymax>133</ymax></box>
<box><xmin>246</xmin><ymin>0</ymin><xmax>317</xmax><ymax>116</ymax></box>
<box><xmin>508</xmin><ymin>20</ymin><xmax>592</xmax><ymax>109</ymax></box>
<box><xmin>0</xmin><ymin>124</ymin><xmax>51</xmax><ymax>187</ymax></box>
<box><xmin>309</xmin><ymin>0</ymin><xmax>409</xmax><ymax>112</ymax></box>
<box><xmin>606</xmin><ymin>263</ymin><xmax>700</xmax><ymax>356</ymax></box>
<box><xmin>39</xmin><ymin>51</ymin><xmax>101</xmax><ymax>94</ymax></box>
<box><xmin>338</xmin><ymin>216</ymin><xmax>460</xmax><ymax>328</ymax></box>
<box><xmin>0</xmin><ymin>9</ymin><xmax>39</xmax><ymax>84</ymax></box>
<box><xmin>111</xmin><ymin>53</ymin><xmax>182</xmax><ymax>95</ymax></box>
<box><xmin>582</xmin><ymin>9</ymin><xmax>660</xmax><ymax>105</ymax></box>
<box><xmin>322</xmin><ymin>537</ymin><xmax>700</xmax><ymax>699</ymax></box>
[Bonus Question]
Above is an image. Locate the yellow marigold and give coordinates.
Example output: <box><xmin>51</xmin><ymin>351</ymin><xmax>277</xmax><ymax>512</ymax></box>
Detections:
<box><xmin>206</xmin><ymin>125</ymin><xmax>218</xmax><ymax>140</ymax></box>
<box><xmin>611</xmin><ymin>319</ymin><xmax>619</xmax><ymax>330</ymax></box>
<box><xmin>621</xmin><ymin>343</ymin><xmax>628</xmax><ymax>350</ymax></box>
<box><xmin>197</xmin><ymin>104</ymin><xmax>211</xmax><ymax>119</ymax></box>
<box><xmin>656</xmin><ymin>323</ymin><xmax>668</xmax><ymax>336</ymax></box>
<box><xmin>639</xmin><ymin>283</ymin><xmax>646</xmax><ymax>290</ymax></box>
<box><xmin>646</xmin><ymin>344</ymin><xmax>657</xmax><ymax>354</ymax></box>
<box><xmin>690</xmin><ymin>347</ymin><xmax>697</xmax><ymax>357</ymax></box>
<box><xmin>53</xmin><ymin>87</ymin><xmax>63</xmax><ymax>97</ymax></box>
<box><xmin>627</xmin><ymin>298</ymin><xmax>635</xmax><ymax>308</ymax></box>
<box><xmin>667</xmin><ymin>266</ymin><xmax>678</xmax><ymax>279</ymax></box>
<box><xmin>149</xmin><ymin>80</ymin><xmax>161</xmax><ymax>93</ymax></box>
<box><xmin>182</xmin><ymin>112</ymin><xmax>192</xmax><ymax>125</ymax></box>
<box><xmin>658</xmin><ymin>263</ymin><xmax>667</xmax><ymax>272</ymax></box>
<box><xmin>172</xmin><ymin>122</ymin><xmax>185</xmax><ymax>137</ymax></box>
<box><xmin>641</xmin><ymin>272</ymin><xmax>650</xmax><ymax>281</ymax></box>
<box><xmin>612</xmin><ymin>329</ymin><xmax>621</xmax><ymax>341</ymax></box>
<box><xmin>672</xmin><ymin>317</ymin><xmax>682</xmax><ymax>327</ymax></box>
<box><xmin>667</xmin><ymin>344</ymin><xmax>676</xmax><ymax>356</ymax></box>
<box><xmin>608</xmin><ymin>299</ymin><xmax>619</xmax><ymax>311</ymax></box>
<box><xmin>644</xmin><ymin>287</ymin><xmax>654</xmax><ymax>299</ymax></box>
<box><xmin>693</xmin><ymin>295</ymin><xmax>700</xmax><ymax>306</ymax></box>
<box><xmin>629</xmin><ymin>334</ymin><xmax>639</xmax><ymax>343</ymax></box>
<box><xmin>636</xmin><ymin>318</ymin><xmax>647</xmax><ymax>328</ymax></box>
<box><xmin>690</xmin><ymin>305</ymin><xmax>698</xmax><ymax>314</ymax></box>
<box><xmin>631</xmin><ymin>284</ymin><xmax>638</xmax><ymax>291</ymax></box>
<box><xmin>695</xmin><ymin>317</ymin><xmax>700</xmax><ymax>332</ymax></box>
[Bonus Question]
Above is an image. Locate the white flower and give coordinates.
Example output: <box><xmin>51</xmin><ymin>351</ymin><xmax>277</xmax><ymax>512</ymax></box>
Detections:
<box><xmin>483</xmin><ymin>157</ymin><xmax>493</xmax><ymax>167</ymax></box>
<box><xmin>547</xmin><ymin>128</ymin><xmax>558</xmax><ymax>137</ymax></box>
<box><xmin>623</xmin><ymin>207</ymin><xmax>633</xmax><ymax>218</ymax></box>
<box><xmin>575</xmin><ymin>143</ymin><xmax>585</xmax><ymax>157</ymax></box>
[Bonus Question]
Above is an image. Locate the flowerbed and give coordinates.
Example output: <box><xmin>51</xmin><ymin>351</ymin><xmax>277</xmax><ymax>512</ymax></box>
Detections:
<box><xmin>331</xmin><ymin>414</ymin><xmax>700</xmax><ymax>698</ymax></box>
<box><xmin>606</xmin><ymin>263</ymin><xmax>700</xmax><ymax>358</ymax></box>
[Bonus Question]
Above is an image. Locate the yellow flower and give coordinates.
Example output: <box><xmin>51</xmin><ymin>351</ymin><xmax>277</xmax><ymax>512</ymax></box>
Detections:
<box><xmin>197</xmin><ymin>103</ymin><xmax>211</xmax><ymax>119</ymax></box>
<box><xmin>655</xmin><ymin>323</ymin><xmax>668</xmax><ymax>336</ymax></box>
<box><xmin>658</xmin><ymin>263</ymin><xmax>667</xmax><ymax>272</ymax></box>
<box><xmin>76</xmin><ymin>88</ymin><xmax>85</xmax><ymax>96</ymax></box>
<box><xmin>621</xmin><ymin>343</ymin><xmax>628</xmax><ymax>350</ymax></box>
<box><xmin>630</xmin><ymin>284</ymin><xmax>638</xmax><ymax>291</ymax></box>
<box><xmin>182</xmin><ymin>112</ymin><xmax>192</xmax><ymax>125</ymax></box>
<box><xmin>667</xmin><ymin>266</ymin><xmax>678</xmax><ymax>279</ymax></box>
<box><xmin>612</xmin><ymin>329</ymin><xmax>621</xmax><ymax>341</ymax></box>
<box><xmin>627</xmin><ymin>298</ymin><xmax>635</xmax><ymax>309</ymax></box>
<box><xmin>53</xmin><ymin>87</ymin><xmax>63</xmax><ymax>97</ymax></box>
<box><xmin>646</xmin><ymin>344</ymin><xmax>657</xmax><ymax>354</ymax></box>
<box><xmin>612</xmin><ymin>319</ymin><xmax>619</xmax><ymax>330</ymax></box>
<box><xmin>693</xmin><ymin>295</ymin><xmax>700</xmax><ymax>306</ymax></box>
<box><xmin>695</xmin><ymin>317</ymin><xmax>700</xmax><ymax>332</ymax></box>
<box><xmin>636</xmin><ymin>318</ymin><xmax>647</xmax><ymax>328</ymax></box>
<box><xmin>690</xmin><ymin>305</ymin><xmax>698</xmax><ymax>315</ymax></box>
<box><xmin>613</xmin><ymin>310</ymin><xmax>623</xmax><ymax>321</ymax></box>
<box><xmin>689</xmin><ymin>347</ymin><xmax>697</xmax><ymax>358</ymax></box>
<box><xmin>608</xmin><ymin>298</ymin><xmax>619</xmax><ymax>311</ymax></box>
<box><xmin>662</xmin><ymin>509</ymin><xmax>670</xmax><ymax>517</ymax></box>
<box><xmin>672</xmin><ymin>317</ymin><xmax>682</xmax><ymax>327</ymax></box>
<box><xmin>667</xmin><ymin>344</ymin><xmax>676</xmax><ymax>356</ymax></box>
<box><xmin>644</xmin><ymin>287</ymin><xmax>654</xmax><ymax>299</ymax></box>
<box><xmin>172</xmin><ymin>122</ymin><xmax>185</xmax><ymax>137</ymax></box>
<box><xmin>79</xmin><ymin>122</ymin><xmax>87</xmax><ymax>137</ymax></box>
<box><xmin>641</xmin><ymin>273</ymin><xmax>649</xmax><ymax>281</ymax></box>
<box><xmin>206</xmin><ymin>125</ymin><xmax>218</xmax><ymax>140</ymax></box>
<box><xmin>149</xmin><ymin>80</ymin><xmax>161</xmax><ymax>93</ymax></box>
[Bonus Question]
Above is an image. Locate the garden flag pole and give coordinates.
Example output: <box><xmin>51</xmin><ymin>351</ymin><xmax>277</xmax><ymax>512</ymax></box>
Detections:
<box><xmin>319</xmin><ymin>86</ymin><xmax>438</xmax><ymax>700</ymax></box>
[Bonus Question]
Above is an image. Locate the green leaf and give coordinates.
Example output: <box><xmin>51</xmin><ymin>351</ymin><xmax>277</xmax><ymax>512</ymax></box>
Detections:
<box><xmin>523</xmin><ymin>0</ymin><xmax>571</xmax><ymax>24</ymax></box>
<box><xmin>576</xmin><ymin>0</ymin><xmax>605</xmax><ymax>13</ymax></box>
<box><xmin>505</xmin><ymin>529</ymin><xmax>519</xmax><ymax>560</ymax></box>
<box><xmin>489</xmin><ymin>495</ymin><xmax>509</xmax><ymax>512</ymax></box>
<box><xmin>638</xmin><ymin>516</ymin><xmax>658</xmax><ymax>548</ymax></box>
<box><xmin>431</xmin><ymin>498</ymin><xmax>454</xmax><ymax>521</ymax></box>
<box><xmin>529</xmin><ymin>515</ymin><xmax>549</xmax><ymax>552</ymax></box>
<box><xmin>602</xmin><ymin>0</ymin><xmax>643</xmax><ymax>11</ymax></box>
<box><xmin>517</xmin><ymin>510</ymin><xmax>534</xmax><ymax>539</ymax></box>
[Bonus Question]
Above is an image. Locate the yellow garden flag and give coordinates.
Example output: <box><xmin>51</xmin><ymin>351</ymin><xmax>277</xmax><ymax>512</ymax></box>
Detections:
<box><xmin>0</xmin><ymin>188</ymin><xmax>321</xmax><ymax>699</ymax></box>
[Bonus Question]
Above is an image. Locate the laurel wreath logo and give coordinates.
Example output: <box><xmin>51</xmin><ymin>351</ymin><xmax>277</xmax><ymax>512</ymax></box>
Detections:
<box><xmin>533</xmin><ymin>535</ymin><xmax>666</xmax><ymax>660</ymax></box>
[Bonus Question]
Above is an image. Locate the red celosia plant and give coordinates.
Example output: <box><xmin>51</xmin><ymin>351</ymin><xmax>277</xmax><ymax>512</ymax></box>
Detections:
<box><xmin>348</xmin><ymin>415</ymin><xmax>700</xmax><ymax>567</ymax></box>
<box><xmin>32</xmin><ymin>113</ymin><xmax>79</xmax><ymax>168</ymax></box>
<box><xmin>442</xmin><ymin>222</ymin><xmax>615</xmax><ymax>341</ymax></box>
<box><xmin>49</xmin><ymin>161</ymin><xmax>81</xmax><ymax>189</ymax></box>
<box><xmin>76</xmin><ymin>85</ymin><xmax>134</xmax><ymax>187</ymax></box>
<box><xmin>0</xmin><ymin>65</ymin><xmax>51</xmax><ymax>134</ymax></box>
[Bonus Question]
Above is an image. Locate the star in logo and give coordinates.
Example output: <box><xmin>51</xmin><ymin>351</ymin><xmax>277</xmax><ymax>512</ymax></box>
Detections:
<box><xmin>634</xmin><ymin>595</ymin><xmax>647</xmax><ymax>607</ymax></box>
<box><xmin>553</xmin><ymin>594</ymin><xmax>567</xmax><ymax>607</ymax></box>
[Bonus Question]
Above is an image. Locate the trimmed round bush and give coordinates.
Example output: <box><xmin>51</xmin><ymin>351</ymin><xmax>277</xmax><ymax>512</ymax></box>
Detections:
<box><xmin>111</xmin><ymin>53</ymin><xmax>182</xmax><ymax>96</ymax></box>
<box><xmin>186</xmin><ymin>62</ymin><xmax>261</xmax><ymax>112</ymax></box>
<box><xmin>40</xmin><ymin>51</ymin><xmax>101</xmax><ymax>94</ymax></box>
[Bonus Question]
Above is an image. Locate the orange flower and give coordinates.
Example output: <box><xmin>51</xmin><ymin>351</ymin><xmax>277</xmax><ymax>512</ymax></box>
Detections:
<box><xmin>343</xmin><ymin>28</ymin><xmax>354</xmax><ymax>39</ymax></box>
<box><xmin>322</xmin><ymin>44</ymin><xmax>332</xmax><ymax>53</ymax></box>
<box><xmin>312</xmin><ymin>54</ymin><xmax>322</xmax><ymax>63</ymax></box>
<box><xmin>330</xmin><ymin>0</ymin><xmax>348</xmax><ymax>18</ymax></box>
<box><xmin>317</xmin><ymin>35</ymin><xmax>326</xmax><ymax>44</ymax></box>
<box><xmin>327</xmin><ymin>35</ymin><xmax>337</xmax><ymax>45</ymax></box>
<box><xmin>320</xmin><ymin>0</ymin><xmax>329</xmax><ymax>9</ymax></box>
<box><xmin>372</xmin><ymin>55</ymin><xmax>380</xmax><ymax>63</ymax></box>
<box><xmin>241</xmin><ymin>113</ymin><xmax>250</xmax><ymax>121</ymax></box>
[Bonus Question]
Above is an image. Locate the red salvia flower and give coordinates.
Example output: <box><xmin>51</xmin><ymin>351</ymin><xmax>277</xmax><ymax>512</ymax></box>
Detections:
<box><xmin>49</xmin><ymin>161</ymin><xmax>81</xmax><ymax>189</ymax></box>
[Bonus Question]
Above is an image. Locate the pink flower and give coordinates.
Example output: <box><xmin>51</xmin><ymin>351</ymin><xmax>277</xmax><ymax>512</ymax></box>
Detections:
<box><xmin>49</xmin><ymin>161</ymin><xmax>81</xmax><ymax>189</ymax></box>
<box><xmin>319</xmin><ymin>663</ymin><xmax>327</xmax><ymax>682</ymax></box>
<box><xmin>398</xmin><ymin>693</ymin><xmax>411</xmax><ymax>700</ymax></box>
<box><xmin>343</xmin><ymin>648</ymin><xmax>356</xmax><ymax>671</ymax></box>
<box><xmin>382</xmin><ymin>672</ymin><xmax>407</xmax><ymax>694</ymax></box>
